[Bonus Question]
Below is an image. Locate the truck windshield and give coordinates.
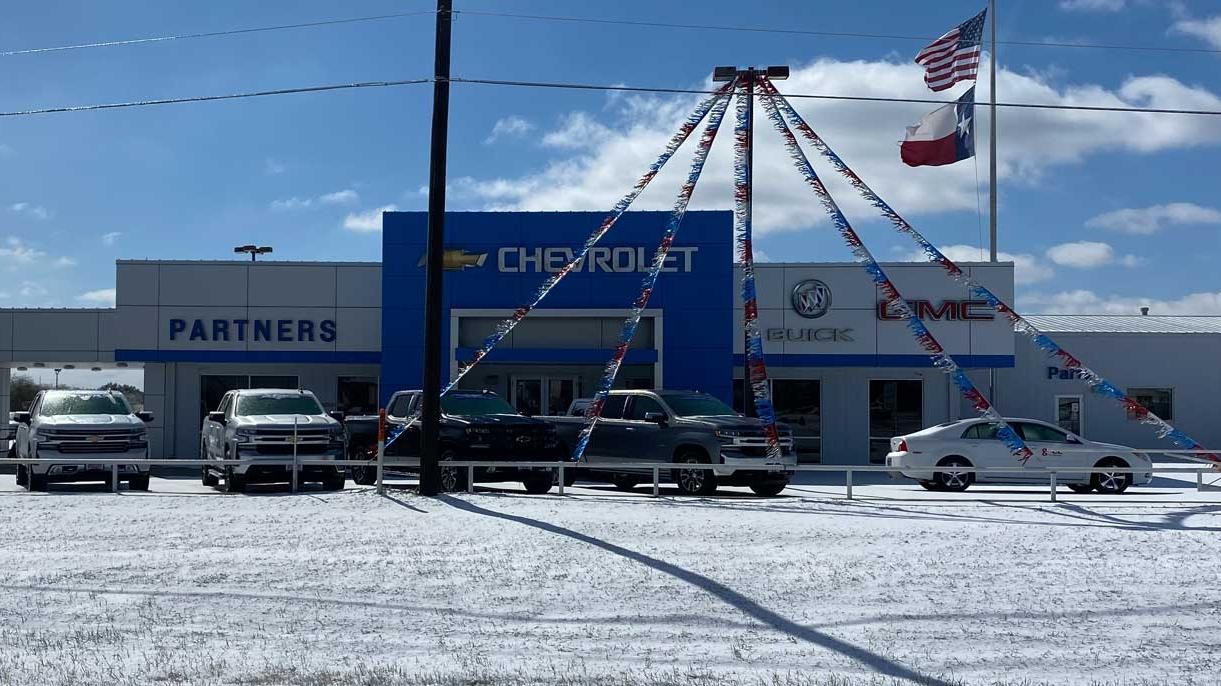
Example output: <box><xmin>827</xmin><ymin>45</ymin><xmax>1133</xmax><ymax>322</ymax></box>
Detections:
<box><xmin>663</xmin><ymin>394</ymin><xmax>738</xmax><ymax>417</ymax></box>
<box><xmin>442</xmin><ymin>394</ymin><xmax>519</xmax><ymax>416</ymax></box>
<box><xmin>39</xmin><ymin>393</ymin><xmax>130</xmax><ymax>416</ymax></box>
<box><xmin>236</xmin><ymin>394</ymin><xmax>323</xmax><ymax>416</ymax></box>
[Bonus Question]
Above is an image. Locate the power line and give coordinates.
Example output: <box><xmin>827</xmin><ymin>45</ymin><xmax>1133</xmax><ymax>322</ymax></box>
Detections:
<box><xmin>449</xmin><ymin>77</ymin><xmax>1221</xmax><ymax>118</ymax></box>
<box><xmin>0</xmin><ymin>10</ymin><xmax>436</xmax><ymax>57</ymax></box>
<box><xmin>454</xmin><ymin>8</ymin><xmax>1221</xmax><ymax>57</ymax></box>
<box><xmin>3</xmin><ymin>75</ymin><xmax>1220</xmax><ymax>119</ymax></box>
<box><xmin>0</xmin><ymin>78</ymin><xmax>430</xmax><ymax>117</ymax></box>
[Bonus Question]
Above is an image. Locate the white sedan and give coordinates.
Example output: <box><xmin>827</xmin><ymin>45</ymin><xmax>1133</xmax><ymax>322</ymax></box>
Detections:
<box><xmin>886</xmin><ymin>418</ymin><xmax>1153</xmax><ymax>493</ymax></box>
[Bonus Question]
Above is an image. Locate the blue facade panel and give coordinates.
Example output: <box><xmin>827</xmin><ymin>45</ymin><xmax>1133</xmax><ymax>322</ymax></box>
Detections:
<box><xmin>381</xmin><ymin>211</ymin><xmax>734</xmax><ymax>405</ymax></box>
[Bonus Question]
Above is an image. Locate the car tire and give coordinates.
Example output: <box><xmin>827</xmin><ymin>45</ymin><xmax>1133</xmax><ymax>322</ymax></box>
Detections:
<box><xmin>673</xmin><ymin>452</ymin><xmax>717</xmax><ymax>496</ymax></box>
<box><xmin>1067</xmin><ymin>484</ymin><xmax>1094</xmax><ymax>494</ymax></box>
<box><xmin>611</xmin><ymin>475</ymin><xmax>639</xmax><ymax>491</ymax></box>
<box><xmin>749</xmin><ymin>481</ymin><xmax>787</xmax><ymax>497</ymax></box>
<box><xmin>918</xmin><ymin>480</ymin><xmax>941</xmax><ymax>491</ymax></box>
<box><xmin>201</xmin><ymin>440</ymin><xmax>220</xmax><ymax>487</ymax></box>
<box><xmin>321</xmin><ymin>471</ymin><xmax>346</xmax><ymax>492</ymax></box>
<box><xmin>1091</xmin><ymin>458</ymin><xmax>1133</xmax><ymax>494</ymax></box>
<box><xmin>128</xmin><ymin>474</ymin><xmax>150</xmax><ymax>492</ymax></box>
<box><xmin>28</xmin><ymin>472</ymin><xmax>47</xmax><ymax>491</ymax></box>
<box><xmin>438</xmin><ymin>449</ymin><xmax>465</xmax><ymax>492</ymax></box>
<box><xmin>223</xmin><ymin>468</ymin><xmax>245</xmax><ymax>494</ymax></box>
<box><xmin>933</xmin><ymin>457</ymin><xmax>973</xmax><ymax>492</ymax></box>
<box><xmin>351</xmin><ymin>459</ymin><xmax>377</xmax><ymax>486</ymax></box>
<box><xmin>522</xmin><ymin>472</ymin><xmax>553</xmax><ymax>495</ymax></box>
<box><xmin>15</xmin><ymin>464</ymin><xmax>27</xmax><ymax>487</ymax></box>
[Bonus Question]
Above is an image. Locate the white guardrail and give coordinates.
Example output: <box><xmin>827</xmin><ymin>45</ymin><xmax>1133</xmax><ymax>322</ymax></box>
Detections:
<box><xmin>4</xmin><ymin>453</ymin><xmax>1218</xmax><ymax>502</ymax></box>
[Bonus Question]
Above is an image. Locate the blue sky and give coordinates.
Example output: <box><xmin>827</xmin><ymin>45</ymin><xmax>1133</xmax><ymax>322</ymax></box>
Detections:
<box><xmin>2</xmin><ymin>0</ymin><xmax>1221</xmax><ymax>319</ymax></box>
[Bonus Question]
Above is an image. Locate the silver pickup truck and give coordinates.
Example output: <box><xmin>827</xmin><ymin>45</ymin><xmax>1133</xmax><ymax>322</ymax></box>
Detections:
<box><xmin>200</xmin><ymin>388</ymin><xmax>346</xmax><ymax>493</ymax></box>
<box><xmin>543</xmin><ymin>389</ymin><xmax>796</xmax><ymax>496</ymax></box>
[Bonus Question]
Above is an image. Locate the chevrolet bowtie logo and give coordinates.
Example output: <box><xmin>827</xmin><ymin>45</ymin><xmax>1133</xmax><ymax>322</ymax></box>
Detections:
<box><xmin>418</xmin><ymin>249</ymin><xmax>488</xmax><ymax>271</ymax></box>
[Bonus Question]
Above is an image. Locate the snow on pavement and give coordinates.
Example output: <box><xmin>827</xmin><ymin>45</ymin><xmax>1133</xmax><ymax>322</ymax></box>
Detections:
<box><xmin>0</xmin><ymin>475</ymin><xmax>1218</xmax><ymax>685</ymax></box>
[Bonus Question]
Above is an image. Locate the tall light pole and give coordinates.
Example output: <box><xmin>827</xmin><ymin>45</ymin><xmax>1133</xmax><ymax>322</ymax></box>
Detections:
<box><xmin>419</xmin><ymin>0</ymin><xmax>453</xmax><ymax>496</ymax></box>
<box><xmin>53</xmin><ymin>368</ymin><xmax>62</xmax><ymax>389</ymax></box>
<box><xmin>713</xmin><ymin>66</ymin><xmax>788</xmax><ymax>416</ymax></box>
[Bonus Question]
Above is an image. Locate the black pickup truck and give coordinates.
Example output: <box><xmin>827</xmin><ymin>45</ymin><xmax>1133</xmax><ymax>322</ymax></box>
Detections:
<box><xmin>345</xmin><ymin>389</ymin><xmax>565</xmax><ymax>493</ymax></box>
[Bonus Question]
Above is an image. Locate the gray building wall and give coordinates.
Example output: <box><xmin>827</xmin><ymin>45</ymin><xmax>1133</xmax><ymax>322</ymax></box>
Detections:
<box><xmin>999</xmin><ymin>332</ymin><xmax>1221</xmax><ymax>450</ymax></box>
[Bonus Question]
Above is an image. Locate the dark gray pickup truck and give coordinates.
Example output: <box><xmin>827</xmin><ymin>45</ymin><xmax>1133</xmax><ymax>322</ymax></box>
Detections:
<box><xmin>543</xmin><ymin>389</ymin><xmax>796</xmax><ymax>496</ymax></box>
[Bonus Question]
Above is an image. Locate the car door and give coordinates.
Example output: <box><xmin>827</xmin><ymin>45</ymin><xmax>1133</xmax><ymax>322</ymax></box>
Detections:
<box><xmin>385</xmin><ymin>393</ymin><xmax>422</xmax><ymax>456</ymax></box>
<box><xmin>958</xmin><ymin>421</ymin><xmax>1023</xmax><ymax>483</ymax></box>
<box><xmin>618</xmin><ymin>395</ymin><xmax>669</xmax><ymax>473</ymax></box>
<box><xmin>1017</xmin><ymin>421</ymin><xmax>1089</xmax><ymax>483</ymax></box>
<box><xmin>203</xmin><ymin>392</ymin><xmax>231</xmax><ymax>458</ymax></box>
<box><xmin>579</xmin><ymin>394</ymin><xmax>629</xmax><ymax>466</ymax></box>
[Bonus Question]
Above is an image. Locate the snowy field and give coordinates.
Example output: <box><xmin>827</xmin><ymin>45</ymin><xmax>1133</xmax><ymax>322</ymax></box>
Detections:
<box><xmin>0</xmin><ymin>469</ymin><xmax>1219</xmax><ymax>686</ymax></box>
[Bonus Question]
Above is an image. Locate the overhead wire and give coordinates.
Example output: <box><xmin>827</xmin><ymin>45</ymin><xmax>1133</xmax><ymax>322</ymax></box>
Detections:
<box><xmin>0</xmin><ymin>9</ymin><xmax>436</xmax><ymax>57</ymax></box>
<box><xmin>453</xmin><ymin>8</ymin><xmax>1221</xmax><ymax>57</ymax></box>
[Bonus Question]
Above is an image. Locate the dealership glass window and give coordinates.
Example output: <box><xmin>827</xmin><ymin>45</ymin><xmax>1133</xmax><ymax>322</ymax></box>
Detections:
<box><xmin>546</xmin><ymin>378</ymin><xmax>578</xmax><ymax>417</ymax></box>
<box><xmin>512</xmin><ymin>377</ymin><xmax>543</xmax><ymax>416</ymax></box>
<box><xmin>868</xmin><ymin>380</ymin><xmax>923</xmax><ymax>464</ymax></box>
<box><xmin>1127</xmin><ymin>388</ymin><xmax>1172</xmax><ymax>421</ymax></box>
<box><xmin>772</xmin><ymin>380</ymin><xmax>822</xmax><ymax>463</ymax></box>
<box><xmin>337</xmin><ymin>377</ymin><xmax>379</xmax><ymax>415</ymax></box>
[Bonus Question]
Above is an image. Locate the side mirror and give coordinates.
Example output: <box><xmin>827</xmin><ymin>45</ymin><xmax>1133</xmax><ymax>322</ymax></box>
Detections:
<box><xmin>643</xmin><ymin>412</ymin><xmax>668</xmax><ymax>425</ymax></box>
<box><xmin>206</xmin><ymin>411</ymin><xmax>225</xmax><ymax>425</ymax></box>
<box><xmin>9</xmin><ymin>411</ymin><xmax>31</xmax><ymax>425</ymax></box>
<box><xmin>329</xmin><ymin>411</ymin><xmax>346</xmax><ymax>423</ymax></box>
<box><xmin>136</xmin><ymin>411</ymin><xmax>155</xmax><ymax>423</ymax></box>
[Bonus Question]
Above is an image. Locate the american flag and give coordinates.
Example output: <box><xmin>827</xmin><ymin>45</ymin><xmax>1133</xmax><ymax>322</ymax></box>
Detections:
<box><xmin>914</xmin><ymin>8</ymin><xmax>987</xmax><ymax>92</ymax></box>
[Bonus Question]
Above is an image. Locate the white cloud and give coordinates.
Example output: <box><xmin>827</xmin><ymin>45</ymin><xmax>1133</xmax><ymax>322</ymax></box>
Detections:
<box><xmin>76</xmin><ymin>288</ymin><xmax>116</xmax><ymax>306</ymax></box>
<box><xmin>1059</xmin><ymin>0</ymin><xmax>1125</xmax><ymax>11</ymax></box>
<box><xmin>1045</xmin><ymin>241</ymin><xmax>1114</xmax><ymax>268</ymax></box>
<box><xmin>272</xmin><ymin>189</ymin><xmax>361</xmax><ymax>211</ymax></box>
<box><xmin>484</xmin><ymin>116</ymin><xmax>534</xmax><ymax>144</ymax></box>
<box><xmin>20</xmin><ymin>282</ymin><xmax>48</xmax><ymax>298</ymax></box>
<box><xmin>903</xmin><ymin>243</ymin><xmax>1054</xmax><ymax>285</ymax></box>
<box><xmin>343</xmin><ymin>204</ymin><xmax>398</xmax><ymax>232</ymax></box>
<box><xmin>101</xmin><ymin>231</ymin><xmax>123</xmax><ymax>246</ymax></box>
<box><xmin>54</xmin><ymin>256</ymin><xmax>77</xmax><ymax>268</ymax></box>
<box><xmin>1118</xmin><ymin>254</ymin><xmax>1145</xmax><ymax>267</ymax></box>
<box><xmin>1084</xmin><ymin>202</ymin><xmax>1221</xmax><ymax>234</ymax></box>
<box><xmin>1022</xmin><ymin>289</ymin><xmax>1221</xmax><ymax>315</ymax></box>
<box><xmin>444</xmin><ymin>58</ymin><xmax>1221</xmax><ymax>239</ymax></box>
<box><xmin>264</xmin><ymin>158</ymin><xmax>286</xmax><ymax>175</ymax></box>
<box><xmin>1172</xmin><ymin>15</ymin><xmax>1221</xmax><ymax>49</ymax></box>
<box><xmin>319</xmin><ymin>189</ymin><xmax>359</xmax><ymax>205</ymax></box>
<box><xmin>9</xmin><ymin>202</ymin><xmax>50</xmax><ymax>220</ymax></box>
<box><xmin>0</xmin><ymin>236</ymin><xmax>46</xmax><ymax>264</ymax></box>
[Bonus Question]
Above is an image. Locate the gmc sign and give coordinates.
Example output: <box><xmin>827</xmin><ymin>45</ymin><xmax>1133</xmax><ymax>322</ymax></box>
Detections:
<box><xmin>877</xmin><ymin>300</ymin><xmax>995</xmax><ymax>321</ymax></box>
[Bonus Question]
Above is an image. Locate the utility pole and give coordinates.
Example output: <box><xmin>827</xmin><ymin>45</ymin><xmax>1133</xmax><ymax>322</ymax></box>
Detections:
<box><xmin>419</xmin><ymin>0</ymin><xmax>453</xmax><ymax>496</ymax></box>
<box><xmin>988</xmin><ymin>0</ymin><xmax>998</xmax><ymax>263</ymax></box>
<box><xmin>712</xmin><ymin>66</ymin><xmax>788</xmax><ymax>416</ymax></box>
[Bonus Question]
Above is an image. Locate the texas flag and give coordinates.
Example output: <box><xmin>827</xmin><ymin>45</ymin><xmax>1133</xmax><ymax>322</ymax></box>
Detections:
<box><xmin>900</xmin><ymin>86</ymin><xmax>975</xmax><ymax>167</ymax></box>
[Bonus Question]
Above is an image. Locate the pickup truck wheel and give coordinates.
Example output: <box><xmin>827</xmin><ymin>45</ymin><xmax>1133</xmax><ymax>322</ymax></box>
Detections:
<box><xmin>200</xmin><ymin>441</ymin><xmax>219</xmax><ymax>487</ymax></box>
<box><xmin>27</xmin><ymin>472</ymin><xmax>47</xmax><ymax>491</ymax></box>
<box><xmin>320</xmin><ymin>471</ymin><xmax>345</xmax><ymax>491</ymax></box>
<box><xmin>674</xmin><ymin>453</ymin><xmax>717</xmax><ymax>496</ymax></box>
<box><xmin>522</xmin><ymin>472</ymin><xmax>553</xmax><ymax>495</ymax></box>
<box><xmin>351</xmin><ymin>461</ymin><xmax>377</xmax><ymax>486</ymax></box>
<box><xmin>438</xmin><ymin>450</ymin><xmax>464</xmax><ymax>492</ymax></box>
<box><xmin>128</xmin><ymin>474</ymin><xmax>150</xmax><ymax>492</ymax></box>
<box><xmin>15</xmin><ymin>465</ymin><xmax>27</xmax><ymax>487</ymax></box>
<box><xmin>611</xmin><ymin>475</ymin><xmax>639</xmax><ymax>491</ymax></box>
<box><xmin>223</xmin><ymin>468</ymin><xmax>245</xmax><ymax>494</ymax></box>
<box><xmin>749</xmin><ymin>481</ymin><xmax>787</xmax><ymax>497</ymax></box>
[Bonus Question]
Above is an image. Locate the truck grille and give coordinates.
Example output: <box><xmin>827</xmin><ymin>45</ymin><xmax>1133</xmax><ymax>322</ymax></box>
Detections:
<box><xmin>41</xmin><ymin>428</ymin><xmax>143</xmax><ymax>453</ymax></box>
<box><xmin>247</xmin><ymin>427</ymin><xmax>335</xmax><ymax>456</ymax></box>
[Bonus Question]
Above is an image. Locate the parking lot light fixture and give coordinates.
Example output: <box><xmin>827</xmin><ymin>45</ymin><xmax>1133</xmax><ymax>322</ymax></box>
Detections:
<box><xmin>234</xmin><ymin>245</ymin><xmax>274</xmax><ymax>262</ymax></box>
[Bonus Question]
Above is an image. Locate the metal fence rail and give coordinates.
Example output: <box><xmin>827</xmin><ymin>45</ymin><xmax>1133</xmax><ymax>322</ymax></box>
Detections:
<box><xmin>3</xmin><ymin>455</ymin><xmax>1216</xmax><ymax>501</ymax></box>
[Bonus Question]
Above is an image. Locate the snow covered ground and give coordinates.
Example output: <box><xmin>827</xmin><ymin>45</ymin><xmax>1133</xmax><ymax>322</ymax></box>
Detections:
<box><xmin>0</xmin><ymin>469</ymin><xmax>1218</xmax><ymax>686</ymax></box>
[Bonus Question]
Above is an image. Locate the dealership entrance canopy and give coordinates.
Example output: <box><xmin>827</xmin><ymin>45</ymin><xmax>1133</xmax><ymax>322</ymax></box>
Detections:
<box><xmin>0</xmin><ymin>210</ymin><xmax>1216</xmax><ymax>462</ymax></box>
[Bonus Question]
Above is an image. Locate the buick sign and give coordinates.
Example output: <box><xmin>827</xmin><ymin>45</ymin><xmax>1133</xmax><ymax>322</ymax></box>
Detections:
<box><xmin>791</xmin><ymin>279</ymin><xmax>832</xmax><ymax>319</ymax></box>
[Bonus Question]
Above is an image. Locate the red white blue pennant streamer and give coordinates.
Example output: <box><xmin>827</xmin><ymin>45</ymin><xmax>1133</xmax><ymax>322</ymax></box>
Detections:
<box><xmin>734</xmin><ymin>80</ymin><xmax>784</xmax><ymax>463</ymax></box>
<box><xmin>571</xmin><ymin>86</ymin><xmax>735</xmax><ymax>462</ymax></box>
<box><xmin>756</xmin><ymin>77</ymin><xmax>1033</xmax><ymax>462</ymax></box>
<box><xmin>760</xmin><ymin>78</ymin><xmax>1219</xmax><ymax>466</ymax></box>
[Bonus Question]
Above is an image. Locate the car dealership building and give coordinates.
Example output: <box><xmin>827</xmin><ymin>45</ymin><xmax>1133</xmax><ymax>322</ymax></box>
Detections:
<box><xmin>0</xmin><ymin>210</ymin><xmax>1217</xmax><ymax>463</ymax></box>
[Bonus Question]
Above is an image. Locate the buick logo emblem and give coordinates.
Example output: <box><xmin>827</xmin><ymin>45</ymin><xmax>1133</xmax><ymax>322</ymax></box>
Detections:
<box><xmin>791</xmin><ymin>279</ymin><xmax>832</xmax><ymax>319</ymax></box>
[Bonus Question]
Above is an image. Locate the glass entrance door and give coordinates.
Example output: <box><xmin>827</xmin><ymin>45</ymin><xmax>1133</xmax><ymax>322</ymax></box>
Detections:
<box><xmin>546</xmin><ymin>377</ymin><xmax>578</xmax><ymax>417</ymax></box>
<box><xmin>511</xmin><ymin>376</ymin><xmax>544</xmax><ymax>416</ymax></box>
<box><xmin>1055</xmin><ymin>395</ymin><xmax>1083</xmax><ymax>436</ymax></box>
<box><xmin>869</xmin><ymin>380</ymin><xmax>924</xmax><ymax>464</ymax></box>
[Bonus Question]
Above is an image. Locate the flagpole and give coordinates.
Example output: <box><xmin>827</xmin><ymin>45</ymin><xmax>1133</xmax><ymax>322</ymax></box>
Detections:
<box><xmin>988</xmin><ymin>0</ymin><xmax>997</xmax><ymax>262</ymax></box>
